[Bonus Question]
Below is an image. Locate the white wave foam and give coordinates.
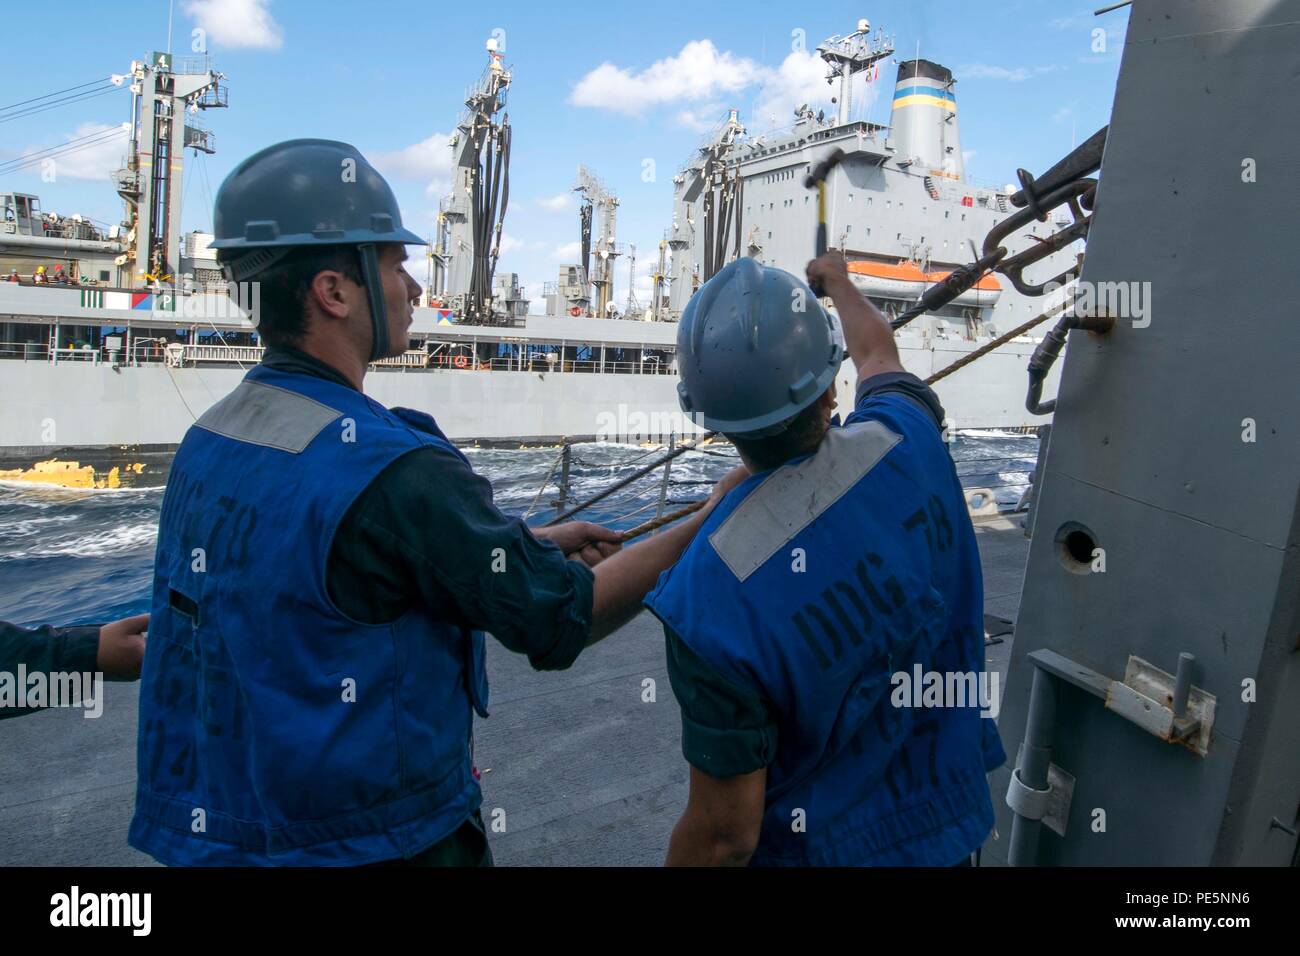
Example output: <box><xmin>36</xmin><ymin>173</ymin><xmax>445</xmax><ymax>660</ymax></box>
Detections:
<box><xmin>2</xmin><ymin>521</ymin><xmax>158</xmax><ymax>560</ymax></box>
<box><xmin>958</xmin><ymin>429</ymin><xmax>1036</xmax><ymax>440</ymax></box>
<box><xmin>0</xmin><ymin>514</ymin><xmax>79</xmax><ymax>539</ymax></box>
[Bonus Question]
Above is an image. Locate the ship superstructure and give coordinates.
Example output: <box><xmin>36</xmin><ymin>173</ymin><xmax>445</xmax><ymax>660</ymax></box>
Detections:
<box><xmin>667</xmin><ymin>19</ymin><xmax>1079</xmax><ymax>342</ymax></box>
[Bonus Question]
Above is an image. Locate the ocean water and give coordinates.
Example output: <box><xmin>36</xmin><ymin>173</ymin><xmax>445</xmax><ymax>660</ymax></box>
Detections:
<box><xmin>0</xmin><ymin>434</ymin><xmax>1038</xmax><ymax>628</ymax></box>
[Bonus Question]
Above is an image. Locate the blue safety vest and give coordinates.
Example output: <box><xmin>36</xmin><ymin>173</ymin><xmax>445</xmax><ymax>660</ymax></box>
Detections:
<box><xmin>647</xmin><ymin>393</ymin><xmax>1005</xmax><ymax>866</ymax></box>
<box><xmin>128</xmin><ymin>364</ymin><xmax>489</xmax><ymax>866</ymax></box>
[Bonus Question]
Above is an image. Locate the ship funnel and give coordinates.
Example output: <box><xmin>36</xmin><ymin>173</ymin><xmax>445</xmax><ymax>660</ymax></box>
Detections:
<box><xmin>889</xmin><ymin>59</ymin><xmax>964</xmax><ymax>181</ymax></box>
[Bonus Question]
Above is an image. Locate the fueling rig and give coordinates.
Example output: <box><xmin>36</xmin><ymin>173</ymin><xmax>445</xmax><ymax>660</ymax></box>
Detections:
<box><xmin>431</xmin><ymin>37</ymin><xmax>513</xmax><ymax>324</ymax></box>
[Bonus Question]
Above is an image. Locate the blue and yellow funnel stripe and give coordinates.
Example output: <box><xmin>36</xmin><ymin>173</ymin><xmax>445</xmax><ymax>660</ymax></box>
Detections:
<box><xmin>892</xmin><ymin>84</ymin><xmax>956</xmax><ymax>112</ymax></box>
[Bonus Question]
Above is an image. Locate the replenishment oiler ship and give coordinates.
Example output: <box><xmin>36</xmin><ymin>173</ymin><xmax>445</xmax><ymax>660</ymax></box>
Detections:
<box><xmin>0</xmin><ymin>19</ymin><xmax>1075</xmax><ymax>489</ymax></box>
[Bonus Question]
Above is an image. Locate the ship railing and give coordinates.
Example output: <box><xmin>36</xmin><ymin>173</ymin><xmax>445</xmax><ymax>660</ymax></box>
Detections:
<box><xmin>171</xmin><ymin>55</ymin><xmax>216</xmax><ymax>76</ymax></box>
<box><xmin>370</xmin><ymin>349</ymin><xmax>432</xmax><ymax>369</ymax></box>
<box><xmin>0</xmin><ymin>342</ymin><xmax>110</xmax><ymax>364</ymax></box>
<box><xmin>51</xmin><ymin>346</ymin><xmax>103</xmax><ymax>365</ymax></box>
<box><xmin>522</xmin><ymin>431</ymin><xmax>1047</xmax><ymax>534</ymax></box>
<box><xmin>164</xmin><ymin>344</ymin><xmax>432</xmax><ymax>369</ymax></box>
<box><xmin>469</xmin><ymin>356</ymin><xmax>674</xmax><ymax>375</ymax></box>
<box><xmin>0</xmin><ymin>341</ymin><xmax>54</xmax><ymax>361</ymax></box>
<box><xmin>176</xmin><ymin>344</ymin><xmax>266</xmax><ymax>365</ymax></box>
<box><xmin>4</xmin><ymin>339</ymin><xmax>182</xmax><ymax>366</ymax></box>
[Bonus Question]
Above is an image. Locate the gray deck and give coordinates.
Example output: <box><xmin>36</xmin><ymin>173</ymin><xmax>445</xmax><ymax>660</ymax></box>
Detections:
<box><xmin>0</xmin><ymin>518</ymin><xmax>1029</xmax><ymax>867</ymax></box>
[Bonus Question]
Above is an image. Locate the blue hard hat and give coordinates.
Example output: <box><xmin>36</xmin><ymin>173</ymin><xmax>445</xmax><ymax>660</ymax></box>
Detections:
<box><xmin>209</xmin><ymin>139</ymin><xmax>425</xmax><ymax>360</ymax></box>
<box><xmin>676</xmin><ymin>258</ymin><xmax>844</xmax><ymax>437</ymax></box>
<box><xmin>210</xmin><ymin>139</ymin><xmax>423</xmax><ymax>257</ymax></box>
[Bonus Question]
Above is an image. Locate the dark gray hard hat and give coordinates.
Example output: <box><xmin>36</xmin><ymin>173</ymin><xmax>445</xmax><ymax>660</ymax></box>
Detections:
<box><xmin>676</xmin><ymin>258</ymin><xmax>845</xmax><ymax>437</ymax></box>
<box><xmin>209</xmin><ymin>139</ymin><xmax>425</xmax><ymax>360</ymax></box>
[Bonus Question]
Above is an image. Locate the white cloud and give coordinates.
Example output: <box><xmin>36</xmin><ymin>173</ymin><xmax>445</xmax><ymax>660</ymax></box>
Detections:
<box><xmin>962</xmin><ymin>150</ymin><xmax>977</xmax><ymax>167</ymax></box>
<box><xmin>21</xmin><ymin>123</ymin><xmax>131</xmax><ymax>182</ymax></box>
<box><xmin>498</xmin><ymin>233</ymin><xmax>522</xmax><ymax>255</ymax></box>
<box><xmin>753</xmin><ymin>49</ymin><xmax>845</xmax><ymax>130</ymax></box>
<box><xmin>570</xmin><ymin>40</ymin><xmax>762</xmax><ymax>114</ymax></box>
<box><xmin>552</xmin><ymin>241</ymin><xmax>581</xmax><ymax>261</ymax></box>
<box><xmin>569</xmin><ymin>41</ymin><xmax>881</xmax><ymax>132</ymax></box>
<box><xmin>957</xmin><ymin>64</ymin><xmax>1061</xmax><ymax>82</ymax></box>
<box><xmin>184</xmin><ymin>0</ymin><xmax>283</xmax><ymax>50</ymax></box>
<box><xmin>535</xmin><ymin>193</ymin><xmax>572</xmax><ymax>212</ymax></box>
<box><xmin>371</xmin><ymin>131</ymin><xmax>453</xmax><ymax>199</ymax></box>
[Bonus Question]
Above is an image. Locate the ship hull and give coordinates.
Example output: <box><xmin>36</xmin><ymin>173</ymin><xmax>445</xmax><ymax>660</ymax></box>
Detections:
<box><xmin>0</xmin><ymin>339</ymin><xmax>1057</xmax><ymax>488</ymax></box>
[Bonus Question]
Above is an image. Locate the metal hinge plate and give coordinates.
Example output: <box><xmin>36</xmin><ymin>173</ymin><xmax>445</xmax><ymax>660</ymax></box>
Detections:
<box><xmin>1105</xmin><ymin>655</ymin><xmax>1215</xmax><ymax>756</ymax></box>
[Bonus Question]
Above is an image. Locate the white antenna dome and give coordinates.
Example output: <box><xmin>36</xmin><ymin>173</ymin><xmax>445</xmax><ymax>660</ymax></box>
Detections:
<box><xmin>485</xmin><ymin>37</ymin><xmax>498</xmax><ymax>52</ymax></box>
<box><xmin>858</xmin><ymin>18</ymin><xmax>870</xmax><ymax>33</ymax></box>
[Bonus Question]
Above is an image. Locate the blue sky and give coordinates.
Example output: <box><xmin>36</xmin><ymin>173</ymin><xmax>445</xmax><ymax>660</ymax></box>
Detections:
<box><xmin>0</xmin><ymin>0</ymin><xmax>1127</xmax><ymax>307</ymax></box>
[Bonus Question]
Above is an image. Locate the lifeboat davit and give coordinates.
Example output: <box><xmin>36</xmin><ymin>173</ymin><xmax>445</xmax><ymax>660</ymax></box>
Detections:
<box><xmin>846</xmin><ymin>260</ymin><xmax>1002</xmax><ymax>308</ymax></box>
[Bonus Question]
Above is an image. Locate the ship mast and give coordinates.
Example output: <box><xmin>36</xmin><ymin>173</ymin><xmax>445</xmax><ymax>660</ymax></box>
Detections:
<box><xmin>623</xmin><ymin>243</ymin><xmax>641</xmax><ymax>318</ymax></box>
<box><xmin>574</xmin><ymin>165</ymin><xmax>619</xmax><ymax>317</ymax></box>
<box><xmin>115</xmin><ymin>51</ymin><xmax>226</xmax><ymax>287</ymax></box>
<box><xmin>816</xmin><ymin>19</ymin><xmax>895</xmax><ymax>126</ymax></box>
<box><xmin>438</xmin><ymin>37</ymin><xmax>512</xmax><ymax>324</ymax></box>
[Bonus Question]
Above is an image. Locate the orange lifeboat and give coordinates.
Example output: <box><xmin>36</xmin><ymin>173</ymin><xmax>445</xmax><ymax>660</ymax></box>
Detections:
<box><xmin>846</xmin><ymin>260</ymin><xmax>1002</xmax><ymax>307</ymax></box>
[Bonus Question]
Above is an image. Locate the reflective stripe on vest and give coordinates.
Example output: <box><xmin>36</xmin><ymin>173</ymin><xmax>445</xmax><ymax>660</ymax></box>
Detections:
<box><xmin>195</xmin><ymin>379</ymin><xmax>341</xmax><ymax>452</ymax></box>
<box><xmin>709</xmin><ymin>421</ymin><xmax>902</xmax><ymax>582</ymax></box>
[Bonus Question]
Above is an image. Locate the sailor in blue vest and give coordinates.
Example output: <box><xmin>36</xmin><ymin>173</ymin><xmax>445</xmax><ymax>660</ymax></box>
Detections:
<box><xmin>129</xmin><ymin>140</ymin><xmax>747</xmax><ymax>866</ymax></box>
<box><xmin>646</xmin><ymin>253</ymin><xmax>1006</xmax><ymax>866</ymax></box>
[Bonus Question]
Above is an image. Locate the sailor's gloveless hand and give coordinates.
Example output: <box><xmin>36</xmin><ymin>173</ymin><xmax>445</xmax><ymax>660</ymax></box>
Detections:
<box><xmin>97</xmin><ymin>613</ymin><xmax>149</xmax><ymax>681</ymax></box>
<box><xmin>533</xmin><ymin>521</ymin><xmax>624</xmax><ymax>568</ymax></box>
<box><xmin>806</xmin><ymin>250</ymin><xmax>851</xmax><ymax>294</ymax></box>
